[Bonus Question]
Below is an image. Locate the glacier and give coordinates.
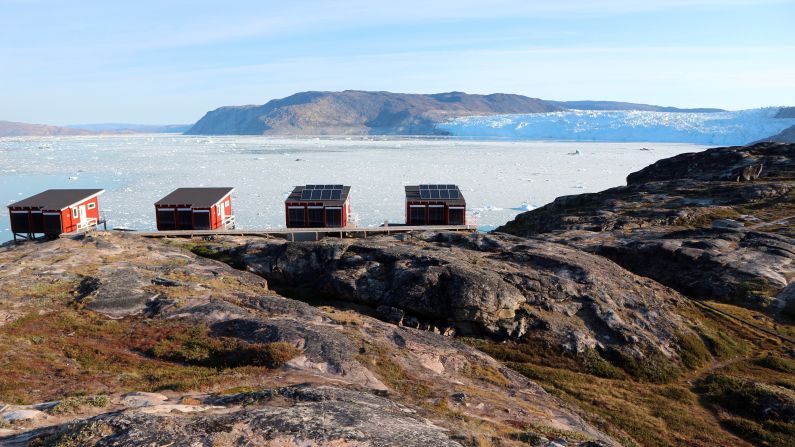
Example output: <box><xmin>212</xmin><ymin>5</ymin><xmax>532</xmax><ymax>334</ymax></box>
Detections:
<box><xmin>437</xmin><ymin>107</ymin><xmax>795</xmax><ymax>146</ymax></box>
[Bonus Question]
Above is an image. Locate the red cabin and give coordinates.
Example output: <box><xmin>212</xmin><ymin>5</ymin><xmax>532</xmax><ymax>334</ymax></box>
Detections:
<box><xmin>285</xmin><ymin>184</ymin><xmax>351</xmax><ymax>228</ymax></box>
<box><xmin>8</xmin><ymin>189</ymin><xmax>105</xmax><ymax>240</ymax></box>
<box><xmin>405</xmin><ymin>184</ymin><xmax>466</xmax><ymax>226</ymax></box>
<box><xmin>155</xmin><ymin>187</ymin><xmax>235</xmax><ymax>231</ymax></box>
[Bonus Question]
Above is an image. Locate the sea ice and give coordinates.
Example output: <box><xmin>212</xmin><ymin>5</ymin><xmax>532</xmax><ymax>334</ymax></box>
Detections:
<box><xmin>0</xmin><ymin>135</ymin><xmax>703</xmax><ymax>242</ymax></box>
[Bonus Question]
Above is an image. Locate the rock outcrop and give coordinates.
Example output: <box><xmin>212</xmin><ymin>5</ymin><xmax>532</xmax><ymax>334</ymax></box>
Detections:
<box><xmin>221</xmin><ymin>231</ymin><xmax>695</xmax><ymax>361</ymax></box>
<box><xmin>1</xmin><ymin>386</ymin><xmax>466</xmax><ymax>447</ymax></box>
<box><xmin>498</xmin><ymin>142</ymin><xmax>795</xmax><ymax>312</ymax></box>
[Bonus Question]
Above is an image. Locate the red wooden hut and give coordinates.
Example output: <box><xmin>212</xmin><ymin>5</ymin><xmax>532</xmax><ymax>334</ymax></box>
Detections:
<box><xmin>7</xmin><ymin>189</ymin><xmax>105</xmax><ymax>240</ymax></box>
<box><xmin>154</xmin><ymin>187</ymin><xmax>234</xmax><ymax>231</ymax></box>
<box><xmin>285</xmin><ymin>185</ymin><xmax>351</xmax><ymax>228</ymax></box>
<box><xmin>405</xmin><ymin>184</ymin><xmax>466</xmax><ymax>225</ymax></box>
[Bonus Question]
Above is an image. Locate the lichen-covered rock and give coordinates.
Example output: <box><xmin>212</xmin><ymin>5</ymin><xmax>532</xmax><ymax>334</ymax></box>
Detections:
<box><xmin>1</xmin><ymin>386</ymin><xmax>465</xmax><ymax>447</ymax></box>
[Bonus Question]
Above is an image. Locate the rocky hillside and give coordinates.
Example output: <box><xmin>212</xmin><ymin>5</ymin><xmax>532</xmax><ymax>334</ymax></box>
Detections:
<box><xmin>0</xmin><ymin>233</ymin><xmax>616</xmax><ymax>446</ymax></box>
<box><xmin>1</xmin><ymin>143</ymin><xmax>794</xmax><ymax>446</ymax></box>
<box><xmin>498</xmin><ymin>142</ymin><xmax>795</xmax><ymax>313</ymax></box>
<box><xmin>186</xmin><ymin>90</ymin><xmax>562</xmax><ymax>135</ymax></box>
<box><xmin>0</xmin><ymin>120</ymin><xmax>95</xmax><ymax>137</ymax></box>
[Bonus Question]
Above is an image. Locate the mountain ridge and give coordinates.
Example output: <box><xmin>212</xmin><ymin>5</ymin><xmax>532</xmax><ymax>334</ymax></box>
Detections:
<box><xmin>0</xmin><ymin>120</ymin><xmax>96</xmax><ymax>137</ymax></box>
<box><xmin>185</xmin><ymin>90</ymin><xmax>785</xmax><ymax>141</ymax></box>
<box><xmin>186</xmin><ymin>90</ymin><xmax>563</xmax><ymax>135</ymax></box>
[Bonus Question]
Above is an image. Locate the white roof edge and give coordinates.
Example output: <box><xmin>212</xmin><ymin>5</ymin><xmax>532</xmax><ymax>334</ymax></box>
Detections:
<box><xmin>212</xmin><ymin>188</ymin><xmax>234</xmax><ymax>207</ymax></box>
<box><xmin>60</xmin><ymin>190</ymin><xmax>105</xmax><ymax>211</ymax></box>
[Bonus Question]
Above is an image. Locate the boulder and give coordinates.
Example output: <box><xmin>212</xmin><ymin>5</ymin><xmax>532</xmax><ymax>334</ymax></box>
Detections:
<box><xmin>2</xmin><ymin>409</ymin><xmax>47</xmax><ymax>422</ymax></box>
<box><xmin>120</xmin><ymin>392</ymin><xmax>168</xmax><ymax>408</ymax></box>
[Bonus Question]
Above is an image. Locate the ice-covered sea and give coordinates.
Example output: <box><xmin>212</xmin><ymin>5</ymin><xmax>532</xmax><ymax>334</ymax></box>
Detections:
<box><xmin>0</xmin><ymin>135</ymin><xmax>705</xmax><ymax>242</ymax></box>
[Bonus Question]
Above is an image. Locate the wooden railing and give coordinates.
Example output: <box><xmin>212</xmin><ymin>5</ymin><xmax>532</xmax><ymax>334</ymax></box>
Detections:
<box><xmin>76</xmin><ymin>217</ymin><xmax>98</xmax><ymax>231</ymax></box>
<box><xmin>221</xmin><ymin>215</ymin><xmax>236</xmax><ymax>229</ymax></box>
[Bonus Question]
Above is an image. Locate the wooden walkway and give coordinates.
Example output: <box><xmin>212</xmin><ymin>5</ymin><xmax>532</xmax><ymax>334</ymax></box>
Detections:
<box><xmin>66</xmin><ymin>224</ymin><xmax>478</xmax><ymax>241</ymax></box>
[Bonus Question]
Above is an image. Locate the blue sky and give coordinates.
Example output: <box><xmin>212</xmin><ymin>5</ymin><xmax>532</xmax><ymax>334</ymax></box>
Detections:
<box><xmin>1</xmin><ymin>0</ymin><xmax>794</xmax><ymax>124</ymax></box>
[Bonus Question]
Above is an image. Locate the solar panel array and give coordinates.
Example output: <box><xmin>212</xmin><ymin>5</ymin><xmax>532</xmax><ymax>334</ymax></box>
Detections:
<box><xmin>300</xmin><ymin>184</ymin><xmax>344</xmax><ymax>201</ymax></box>
<box><xmin>418</xmin><ymin>184</ymin><xmax>461</xmax><ymax>200</ymax></box>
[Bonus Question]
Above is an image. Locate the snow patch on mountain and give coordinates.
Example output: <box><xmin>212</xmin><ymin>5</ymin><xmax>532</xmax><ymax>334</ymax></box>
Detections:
<box><xmin>438</xmin><ymin>108</ymin><xmax>795</xmax><ymax>145</ymax></box>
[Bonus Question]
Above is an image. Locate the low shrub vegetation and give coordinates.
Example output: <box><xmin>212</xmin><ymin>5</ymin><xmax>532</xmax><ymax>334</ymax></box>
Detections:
<box><xmin>48</xmin><ymin>395</ymin><xmax>110</xmax><ymax>415</ymax></box>
<box><xmin>0</xmin><ymin>309</ymin><xmax>297</xmax><ymax>404</ymax></box>
<box><xmin>133</xmin><ymin>323</ymin><xmax>302</xmax><ymax>369</ymax></box>
<box><xmin>755</xmin><ymin>353</ymin><xmax>795</xmax><ymax>374</ymax></box>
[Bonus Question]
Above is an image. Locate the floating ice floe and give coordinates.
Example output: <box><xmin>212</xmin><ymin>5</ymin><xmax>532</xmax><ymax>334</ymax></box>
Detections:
<box><xmin>511</xmin><ymin>202</ymin><xmax>535</xmax><ymax>212</ymax></box>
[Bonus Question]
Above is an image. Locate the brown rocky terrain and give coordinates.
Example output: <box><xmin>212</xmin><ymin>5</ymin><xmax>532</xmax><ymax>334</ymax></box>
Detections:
<box><xmin>0</xmin><ymin>233</ymin><xmax>613</xmax><ymax>446</ymax></box>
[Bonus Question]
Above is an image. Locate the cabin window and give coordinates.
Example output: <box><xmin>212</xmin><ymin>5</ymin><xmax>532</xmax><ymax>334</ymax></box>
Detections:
<box><xmin>409</xmin><ymin>205</ymin><xmax>426</xmax><ymax>225</ymax></box>
<box><xmin>87</xmin><ymin>202</ymin><xmax>96</xmax><ymax>210</ymax></box>
<box><xmin>225</xmin><ymin>200</ymin><xmax>230</xmax><ymax>207</ymax></box>
<box><xmin>31</xmin><ymin>211</ymin><xmax>44</xmax><ymax>233</ymax></box>
<box><xmin>10</xmin><ymin>211</ymin><xmax>29</xmax><ymax>233</ymax></box>
<box><xmin>177</xmin><ymin>209</ymin><xmax>193</xmax><ymax>230</ymax></box>
<box><xmin>157</xmin><ymin>209</ymin><xmax>176</xmax><ymax>230</ymax></box>
<box><xmin>287</xmin><ymin>207</ymin><xmax>305</xmax><ymax>228</ymax></box>
<box><xmin>307</xmin><ymin>207</ymin><xmax>324</xmax><ymax>227</ymax></box>
<box><xmin>72</xmin><ymin>207</ymin><xmax>79</xmax><ymax>218</ymax></box>
<box><xmin>217</xmin><ymin>206</ymin><xmax>221</xmax><ymax>216</ymax></box>
<box><xmin>43</xmin><ymin>213</ymin><xmax>62</xmax><ymax>235</ymax></box>
<box><xmin>428</xmin><ymin>205</ymin><xmax>445</xmax><ymax>225</ymax></box>
<box><xmin>326</xmin><ymin>207</ymin><xmax>342</xmax><ymax>227</ymax></box>
<box><xmin>449</xmin><ymin>208</ymin><xmax>465</xmax><ymax>225</ymax></box>
<box><xmin>193</xmin><ymin>211</ymin><xmax>211</xmax><ymax>230</ymax></box>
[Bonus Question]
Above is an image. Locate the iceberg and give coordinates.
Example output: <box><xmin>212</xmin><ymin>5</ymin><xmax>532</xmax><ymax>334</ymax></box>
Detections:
<box><xmin>438</xmin><ymin>108</ymin><xmax>795</xmax><ymax>146</ymax></box>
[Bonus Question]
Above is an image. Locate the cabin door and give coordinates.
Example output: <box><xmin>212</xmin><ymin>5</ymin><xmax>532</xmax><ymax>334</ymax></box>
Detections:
<box><xmin>78</xmin><ymin>205</ymin><xmax>87</xmax><ymax>225</ymax></box>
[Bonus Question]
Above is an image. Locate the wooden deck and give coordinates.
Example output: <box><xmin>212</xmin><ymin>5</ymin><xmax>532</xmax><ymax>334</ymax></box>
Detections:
<box><xmin>63</xmin><ymin>225</ymin><xmax>478</xmax><ymax>241</ymax></box>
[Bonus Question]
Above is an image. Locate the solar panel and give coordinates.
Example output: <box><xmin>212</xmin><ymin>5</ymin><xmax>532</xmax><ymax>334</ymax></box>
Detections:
<box><xmin>419</xmin><ymin>189</ymin><xmax>430</xmax><ymax>199</ymax></box>
<box><xmin>430</xmin><ymin>190</ymin><xmax>440</xmax><ymax>199</ymax></box>
<box><xmin>449</xmin><ymin>189</ymin><xmax>460</xmax><ymax>198</ymax></box>
<box><xmin>297</xmin><ymin>184</ymin><xmax>345</xmax><ymax>202</ymax></box>
<box><xmin>439</xmin><ymin>189</ymin><xmax>450</xmax><ymax>199</ymax></box>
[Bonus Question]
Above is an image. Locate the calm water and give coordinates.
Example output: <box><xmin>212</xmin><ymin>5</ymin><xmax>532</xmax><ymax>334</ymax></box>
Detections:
<box><xmin>0</xmin><ymin>135</ymin><xmax>705</xmax><ymax>242</ymax></box>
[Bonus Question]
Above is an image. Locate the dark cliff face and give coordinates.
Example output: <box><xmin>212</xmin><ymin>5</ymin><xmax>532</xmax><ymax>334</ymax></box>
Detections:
<box><xmin>185</xmin><ymin>90</ymin><xmax>563</xmax><ymax>135</ymax></box>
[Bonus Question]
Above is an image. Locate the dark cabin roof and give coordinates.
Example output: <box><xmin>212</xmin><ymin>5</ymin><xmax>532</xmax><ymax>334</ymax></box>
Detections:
<box><xmin>405</xmin><ymin>185</ymin><xmax>466</xmax><ymax>206</ymax></box>
<box><xmin>155</xmin><ymin>187</ymin><xmax>234</xmax><ymax>208</ymax></box>
<box><xmin>8</xmin><ymin>189</ymin><xmax>105</xmax><ymax>210</ymax></box>
<box><xmin>285</xmin><ymin>185</ymin><xmax>351</xmax><ymax>205</ymax></box>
